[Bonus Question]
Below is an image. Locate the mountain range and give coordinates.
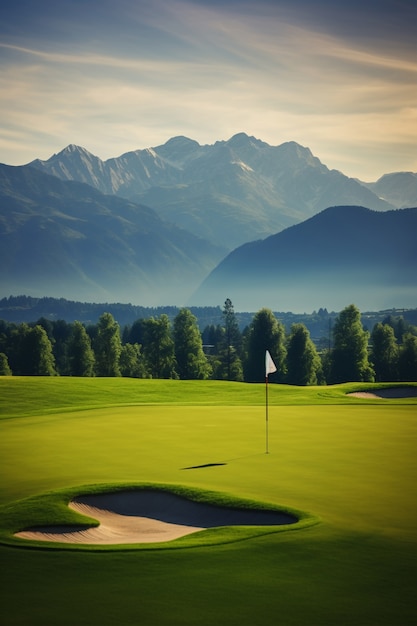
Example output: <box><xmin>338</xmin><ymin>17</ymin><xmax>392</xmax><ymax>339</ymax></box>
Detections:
<box><xmin>1</xmin><ymin>133</ymin><xmax>416</xmax><ymax>311</ymax></box>
<box><xmin>28</xmin><ymin>133</ymin><xmax>399</xmax><ymax>250</ymax></box>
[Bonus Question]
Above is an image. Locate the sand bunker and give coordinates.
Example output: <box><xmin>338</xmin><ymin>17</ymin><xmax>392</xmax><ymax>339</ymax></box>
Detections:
<box><xmin>16</xmin><ymin>490</ymin><xmax>297</xmax><ymax>545</ymax></box>
<box><xmin>348</xmin><ymin>387</ymin><xmax>417</xmax><ymax>399</ymax></box>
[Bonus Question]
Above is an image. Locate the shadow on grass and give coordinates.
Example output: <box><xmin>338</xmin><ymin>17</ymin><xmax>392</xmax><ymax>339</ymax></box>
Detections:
<box><xmin>181</xmin><ymin>452</ymin><xmax>270</xmax><ymax>470</ymax></box>
<box><xmin>181</xmin><ymin>463</ymin><xmax>227</xmax><ymax>470</ymax></box>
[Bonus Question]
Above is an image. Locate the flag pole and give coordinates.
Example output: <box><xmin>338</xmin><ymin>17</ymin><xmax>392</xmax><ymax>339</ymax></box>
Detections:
<box><xmin>265</xmin><ymin>373</ymin><xmax>269</xmax><ymax>454</ymax></box>
<box><xmin>264</xmin><ymin>350</ymin><xmax>277</xmax><ymax>455</ymax></box>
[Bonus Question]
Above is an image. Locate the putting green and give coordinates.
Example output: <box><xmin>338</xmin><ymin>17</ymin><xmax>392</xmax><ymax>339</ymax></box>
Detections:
<box><xmin>0</xmin><ymin>379</ymin><xmax>416</xmax><ymax>626</ymax></box>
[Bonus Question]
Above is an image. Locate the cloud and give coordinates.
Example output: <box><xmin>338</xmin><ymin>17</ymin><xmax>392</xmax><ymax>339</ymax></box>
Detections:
<box><xmin>0</xmin><ymin>0</ymin><xmax>416</xmax><ymax>178</ymax></box>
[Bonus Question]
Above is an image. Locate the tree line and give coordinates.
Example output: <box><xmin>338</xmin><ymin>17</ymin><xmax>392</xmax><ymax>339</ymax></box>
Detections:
<box><xmin>0</xmin><ymin>300</ymin><xmax>416</xmax><ymax>383</ymax></box>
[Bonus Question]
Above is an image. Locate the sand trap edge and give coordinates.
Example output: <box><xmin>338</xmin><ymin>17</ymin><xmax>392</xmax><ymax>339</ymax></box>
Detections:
<box><xmin>347</xmin><ymin>386</ymin><xmax>417</xmax><ymax>399</ymax></box>
<box><xmin>4</xmin><ymin>484</ymin><xmax>320</xmax><ymax>551</ymax></box>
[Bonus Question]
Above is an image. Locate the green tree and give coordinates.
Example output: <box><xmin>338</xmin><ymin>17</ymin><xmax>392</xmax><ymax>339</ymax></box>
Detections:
<box><xmin>120</xmin><ymin>343</ymin><xmax>147</xmax><ymax>378</ymax></box>
<box><xmin>0</xmin><ymin>352</ymin><xmax>12</xmax><ymax>375</ymax></box>
<box><xmin>1</xmin><ymin>323</ymin><xmax>57</xmax><ymax>376</ymax></box>
<box><xmin>398</xmin><ymin>333</ymin><xmax>417</xmax><ymax>381</ymax></box>
<box><xmin>286</xmin><ymin>323</ymin><xmax>322</xmax><ymax>385</ymax></box>
<box><xmin>51</xmin><ymin>319</ymin><xmax>72</xmax><ymax>375</ymax></box>
<box><xmin>22</xmin><ymin>325</ymin><xmax>57</xmax><ymax>375</ymax></box>
<box><xmin>201</xmin><ymin>324</ymin><xmax>225</xmax><ymax>375</ymax></box>
<box><xmin>173</xmin><ymin>309</ymin><xmax>211</xmax><ymax>379</ymax></box>
<box><xmin>123</xmin><ymin>319</ymin><xmax>147</xmax><ymax>346</ymax></box>
<box><xmin>94</xmin><ymin>313</ymin><xmax>122</xmax><ymax>377</ymax></box>
<box><xmin>68</xmin><ymin>321</ymin><xmax>95</xmax><ymax>376</ymax></box>
<box><xmin>34</xmin><ymin>317</ymin><xmax>55</xmax><ymax>342</ymax></box>
<box><xmin>329</xmin><ymin>304</ymin><xmax>374</xmax><ymax>383</ymax></box>
<box><xmin>370</xmin><ymin>323</ymin><xmax>399</xmax><ymax>382</ymax></box>
<box><xmin>143</xmin><ymin>315</ymin><xmax>177</xmax><ymax>379</ymax></box>
<box><xmin>202</xmin><ymin>324</ymin><xmax>224</xmax><ymax>352</ymax></box>
<box><xmin>4</xmin><ymin>323</ymin><xmax>27</xmax><ymax>374</ymax></box>
<box><xmin>383</xmin><ymin>314</ymin><xmax>411</xmax><ymax>344</ymax></box>
<box><xmin>244</xmin><ymin>308</ymin><xmax>287</xmax><ymax>382</ymax></box>
<box><xmin>320</xmin><ymin>348</ymin><xmax>332</xmax><ymax>385</ymax></box>
<box><xmin>215</xmin><ymin>345</ymin><xmax>244</xmax><ymax>381</ymax></box>
<box><xmin>218</xmin><ymin>298</ymin><xmax>243</xmax><ymax>381</ymax></box>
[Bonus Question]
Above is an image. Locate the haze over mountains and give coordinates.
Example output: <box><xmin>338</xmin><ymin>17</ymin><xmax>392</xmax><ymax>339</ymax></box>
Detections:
<box><xmin>0</xmin><ymin>164</ymin><xmax>225</xmax><ymax>305</ymax></box>
<box><xmin>1</xmin><ymin>133</ymin><xmax>416</xmax><ymax>312</ymax></box>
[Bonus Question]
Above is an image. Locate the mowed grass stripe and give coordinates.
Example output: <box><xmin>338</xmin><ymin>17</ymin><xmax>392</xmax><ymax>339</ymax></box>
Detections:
<box><xmin>1</xmin><ymin>377</ymin><xmax>417</xmax><ymax>420</ymax></box>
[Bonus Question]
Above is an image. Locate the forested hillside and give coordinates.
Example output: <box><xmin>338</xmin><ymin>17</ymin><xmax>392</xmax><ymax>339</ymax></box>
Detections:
<box><xmin>1</xmin><ymin>295</ymin><xmax>416</xmax><ymax>344</ymax></box>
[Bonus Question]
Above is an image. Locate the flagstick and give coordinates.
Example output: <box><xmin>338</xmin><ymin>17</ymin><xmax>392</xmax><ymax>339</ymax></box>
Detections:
<box><xmin>265</xmin><ymin>374</ymin><xmax>269</xmax><ymax>454</ymax></box>
<box><xmin>265</xmin><ymin>350</ymin><xmax>276</xmax><ymax>455</ymax></box>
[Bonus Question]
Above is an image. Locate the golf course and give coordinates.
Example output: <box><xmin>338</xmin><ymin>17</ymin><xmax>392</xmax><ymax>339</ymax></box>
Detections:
<box><xmin>1</xmin><ymin>377</ymin><xmax>416</xmax><ymax>625</ymax></box>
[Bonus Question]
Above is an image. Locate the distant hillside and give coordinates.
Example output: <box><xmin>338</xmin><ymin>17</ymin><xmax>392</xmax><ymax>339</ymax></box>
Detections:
<box><xmin>0</xmin><ymin>295</ymin><xmax>224</xmax><ymax>329</ymax></box>
<box><xmin>361</xmin><ymin>172</ymin><xmax>417</xmax><ymax>208</ymax></box>
<box><xmin>191</xmin><ymin>206</ymin><xmax>417</xmax><ymax>313</ymax></box>
<box><xmin>28</xmin><ymin>133</ymin><xmax>394</xmax><ymax>250</ymax></box>
<box><xmin>0</xmin><ymin>164</ymin><xmax>225</xmax><ymax>305</ymax></box>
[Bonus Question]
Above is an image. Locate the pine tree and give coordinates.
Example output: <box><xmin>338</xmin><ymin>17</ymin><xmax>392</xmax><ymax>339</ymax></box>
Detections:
<box><xmin>94</xmin><ymin>313</ymin><xmax>122</xmax><ymax>377</ymax></box>
<box><xmin>218</xmin><ymin>299</ymin><xmax>243</xmax><ymax>381</ymax></box>
<box><xmin>398</xmin><ymin>333</ymin><xmax>417</xmax><ymax>381</ymax></box>
<box><xmin>24</xmin><ymin>325</ymin><xmax>57</xmax><ymax>375</ymax></box>
<box><xmin>244</xmin><ymin>308</ymin><xmax>287</xmax><ymax>382</ymax></box>
<box><xmin>173</xmin><ymin>309</ymin><xmax>211</xmax><ymax>379</ymax></box>
<box><xmin>286</xmin><ymin>323</ymin><xmax>322</xmax><ymax>385</ymax></box>
<box><xmin>142</xmin><ymin>315</ymin><xmax>177</xmax><ymax>379</ymax></box>
<box><xmin>120</xmin><ymin>343</ymin><xmax>146</xmax><ymax>378</ymax></box>
<box><xmin>329</xmin><ymin>304</ymin><xmax>374</xmax><ymax>383</ymax></box>
<box><xmin>68</xmin><ymin>321</ymin><xmax>95</xmax><ymax>376</ymax></box>
<box><xmin>371</xmin><ymin>323</ymin><xmax>399</xmax><ymax>382</ymax></box>
<box><xmin>0</xmin><ymin>352</ymin><xmax>12</xmax><ymax>375</ymax></box>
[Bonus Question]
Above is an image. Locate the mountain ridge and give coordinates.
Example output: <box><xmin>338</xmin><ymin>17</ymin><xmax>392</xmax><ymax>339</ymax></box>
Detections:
<box><xmin>2</xmin><ymin>134</ymin><xmax>415</xmax><ymax>310</ymax></box>
<box><xmin>362</xmin><ymin>172</ymin><xmax>417</xmax><ymax>208</ymax></box>
<box><xmin>27</xmin><ymin>133</ymin><xmax>397</xmax><ymax>249</ymax></box>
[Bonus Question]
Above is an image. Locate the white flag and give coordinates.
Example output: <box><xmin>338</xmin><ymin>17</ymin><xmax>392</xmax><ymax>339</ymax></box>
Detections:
<box><xmin>265</xmin><ymin>350</ymin><xmax>277</xmax><ymax>377</ymax></box>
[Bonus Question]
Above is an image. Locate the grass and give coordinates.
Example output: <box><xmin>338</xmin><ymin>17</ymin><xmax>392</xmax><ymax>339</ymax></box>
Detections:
<box><xmin>2</xmin><ymin>377</ymin><xmax>416</xmax><ymax>419</ymax></box>
<box><xmin>0</xmin><ymin>377</ymin><xmax>416</xmax><ymax>625</ymax></box>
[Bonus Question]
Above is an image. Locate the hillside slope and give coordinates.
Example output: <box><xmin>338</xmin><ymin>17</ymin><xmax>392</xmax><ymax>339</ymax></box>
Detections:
<box><xmin>191</xmin><ymin>206</ymin><xmax>417</xmax><ymax>312</ymax></box>
<box><xmin>0</xmin><ymin>164</ymin><xmax>225</xmax><ymax>305</ymax></box>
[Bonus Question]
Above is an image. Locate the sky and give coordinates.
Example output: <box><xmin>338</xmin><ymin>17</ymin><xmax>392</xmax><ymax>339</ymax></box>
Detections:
<box><xmin>0</xmin><ymin>0</ymin><xmax>416</xmax><ymax>181</ymax></box>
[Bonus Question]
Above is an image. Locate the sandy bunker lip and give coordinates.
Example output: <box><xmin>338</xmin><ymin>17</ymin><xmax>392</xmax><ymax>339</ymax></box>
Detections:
<box><xmin>348</xmin><ymin>387</ymin><xmax>417</xmax><ymax>399</ymax></box>
<box><xmin>16</xmin><ymin>490</ymin><xmax>298</xmax><ymax>545</ymax></box>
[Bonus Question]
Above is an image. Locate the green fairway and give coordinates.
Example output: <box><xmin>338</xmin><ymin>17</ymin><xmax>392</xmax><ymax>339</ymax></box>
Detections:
<box><xmin>0</xmin><ymin>378</ymin><xmax>416</xmax><ymax>625</ymax></box>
